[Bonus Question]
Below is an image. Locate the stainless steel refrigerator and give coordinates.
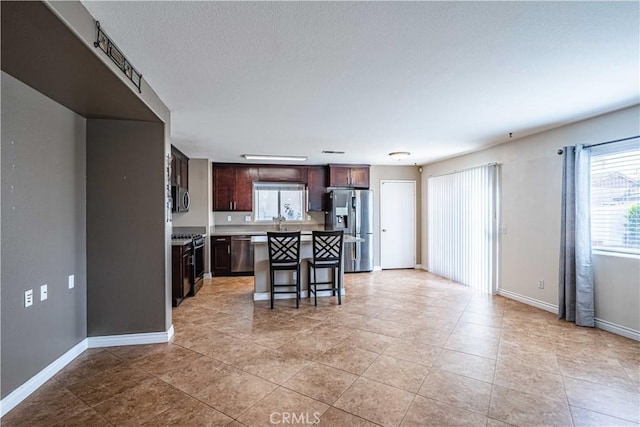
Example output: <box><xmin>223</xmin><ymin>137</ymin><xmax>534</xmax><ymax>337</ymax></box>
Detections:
<box><xmin>326</xmin><ymin>189</ymin><xmax>373</xmax><ymax>272</ymax></box>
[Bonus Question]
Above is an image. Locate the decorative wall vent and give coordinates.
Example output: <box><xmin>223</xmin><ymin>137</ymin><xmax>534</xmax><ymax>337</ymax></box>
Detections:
<box><xmin>94</xmin><ymin>21</ymin><xmax>142</xmax><ymax>93</ymax></box>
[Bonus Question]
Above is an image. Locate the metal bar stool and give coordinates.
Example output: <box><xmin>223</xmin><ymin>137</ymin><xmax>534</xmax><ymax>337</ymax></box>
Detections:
<box><xmin>307</xmin><ymin>230</ymin><xmax>344</xmax><ymax>306</ymax></box>
<box><xmin>267</xmin><ymin>231</ymin><xmax>301</xmax><ymax>309</ymax></box>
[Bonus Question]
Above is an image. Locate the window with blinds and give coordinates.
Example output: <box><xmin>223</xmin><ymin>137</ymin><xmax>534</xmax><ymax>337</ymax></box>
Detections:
<box><xmin>254</xmin><ymin>183</ymin><xmax>305</xmax><ymax>221</ymax></box>
<box><xmin>590</xmin><ymin>138</ymin><xmax>640</xmax><ymax>254</ymax></box>
<box><xmin>427</xmin><ymin>164</ymin><xmax>498</xmax><ymax>294</ymax></box>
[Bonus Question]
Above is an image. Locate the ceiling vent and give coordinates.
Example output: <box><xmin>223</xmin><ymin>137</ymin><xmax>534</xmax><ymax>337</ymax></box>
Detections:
<box><xmin>322</xmin><ymin>150</ymin><xmax>345</xmax><ymax>154</ymax></box>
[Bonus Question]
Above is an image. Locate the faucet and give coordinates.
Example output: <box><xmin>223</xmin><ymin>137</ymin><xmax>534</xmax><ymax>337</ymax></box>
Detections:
<box><xmin>273</xmin><ymin>215</ymin><xmax>286</xmax><ymax>231</ymax></box>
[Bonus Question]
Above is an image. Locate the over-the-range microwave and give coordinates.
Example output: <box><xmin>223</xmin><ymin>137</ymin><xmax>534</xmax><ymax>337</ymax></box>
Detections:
<box><xmin>171</xmin><ymin>185</ymin><xmax>190</xmax><ymax>213</ymax></box>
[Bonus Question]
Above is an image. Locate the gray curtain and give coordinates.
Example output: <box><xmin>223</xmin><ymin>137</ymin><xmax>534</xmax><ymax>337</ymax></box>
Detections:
<box><xmin>559</xmin><ymin>144</ymin><xmax>595</xmax><ymax>327</ymax></box>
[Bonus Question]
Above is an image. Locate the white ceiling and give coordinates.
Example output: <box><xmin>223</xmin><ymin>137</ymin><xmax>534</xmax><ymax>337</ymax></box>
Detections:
<box><xmin>81</xmin><ymin>1</ymin><xmax>639</xmax><ymax>166</ymax></box>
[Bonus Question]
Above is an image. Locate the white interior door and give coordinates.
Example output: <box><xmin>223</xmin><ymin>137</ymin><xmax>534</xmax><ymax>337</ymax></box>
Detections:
<box><xmin>381</xmin><ymin>180</ymin><xmax>416</xmax><ymax>269</ymax></box>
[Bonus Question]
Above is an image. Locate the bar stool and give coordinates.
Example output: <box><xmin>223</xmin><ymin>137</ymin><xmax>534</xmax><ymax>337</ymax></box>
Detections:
<box><xmin>267</xmin><ymin>231</ymin><xmax>301</xmax><ymax>309</ymax></box>
<box><xmin>307</xmin><ymin>230</ymin><xmax>344</xmax><ymax>306</ymax></box>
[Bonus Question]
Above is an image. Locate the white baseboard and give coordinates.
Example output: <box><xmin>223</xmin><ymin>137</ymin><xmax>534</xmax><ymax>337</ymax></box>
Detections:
<box><xmin>0</xmin><ymin>338</ymin><xmax>88</xmax><ymax>417</ymax></box>
<box><xmin>87</xmin><ymin>325</ymin><xmax>174</xmax><ymax>348</ymax></box>
<box><xmin>254</xmin><ymin>289</ymin><xmax>346</xmax><ymax>301</ymax></box>
<box><xmin>595</xmin><ymin>318</ymin><xmax>640</xmax><ymax>342</ymax></box>
<box><xmin>373</xmin><ymin>266</ymin><xmax>382</xmax><ymax>271</ymax></box>
<box><xmin>498</xmin><ymin>289</ymin><xmax>640</xmax><ymax>342</ymax></box>
<box><xmin>497</xmin><ymin>289</ymin><xmax>558</xmax><ymax>313</ymax></box>
<box><xmin>0</xmin><ymin>326</ymin><xmax>175</xmax><ymax>417</ymax></box>
<box><xmin>203</xmin><ymin>272</ymin><xmax>212</xmax><ymax>279</ymax></box>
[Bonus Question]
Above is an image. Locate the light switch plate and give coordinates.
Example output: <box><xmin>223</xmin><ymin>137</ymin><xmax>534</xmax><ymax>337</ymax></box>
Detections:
<box><xmin>227</xmin><ymin>215</ymin><xmax>232</xmax><ymax>222</ymax></box>
<box><xmin>40</xmin><ymin>284</ymin><xmax>48</xmax><ymax>301</ymax></box>
<box><xmin>68</xmin><ymin>274</ymin><xmax>75</xmax><ymax>289</ymax></box>
<box><xmin>245</xmin><ymin>215</ymin><xmax>251</xmax><ymax>222</ymax></box>
<box><xmin>25</xmin><ymin>289</ymin><xmax>33</xmax><ymax>307</ymax></box>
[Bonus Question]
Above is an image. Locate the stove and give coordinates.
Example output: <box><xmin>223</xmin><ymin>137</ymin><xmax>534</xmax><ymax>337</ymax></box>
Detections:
<box><xmin>172</xmin><ymin>233</ymin><xmax>204</xmax><ymax>240</ymax></box>
<box><xmin>172</xmin><ymin>233</ymin><xmax>205</xmax><ymax>247</ymax></box>
<box><xmin>171</xmin><ymin>233</ymin><xmax>205</xmax><ymax>299</ymax></box>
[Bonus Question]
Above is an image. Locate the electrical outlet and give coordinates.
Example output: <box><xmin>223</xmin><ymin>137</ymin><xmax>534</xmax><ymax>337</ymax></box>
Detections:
<box><xmin>227</xmin><ymin>215</ymin><xmax>232</xmax><ymax>222</ymax></box>
<box><xmin>292</xmin><ymin>271</ymin><xmax>297</xmax><ymax>281</ymax></box>
<box><xmin>538</xmin><ymin>280</ymin><xmax>545</xmax><ymax>289</ymax></box>
<box><xmin>245</xmin><ymin>215</ymin><xmax>251</xmax><ymax>222</ymax></box>
<box><xmin>68</xmin><ymin>274</ymin><xmax>75</xmax><ymax>289</ymax></box>
<box><xmin>40</xmin><ymin>284</ymin><xmax>48</xmax><ymax>301</ymax></box>
<box><xmin>25</xmin><ymin>289</ymin><xmax>33</xmax><ymax>307</ymax></box>
<box><xmin>500</xmin><ymin>225</ymin><xmax>508</xmax><ymax>234</ymax></box>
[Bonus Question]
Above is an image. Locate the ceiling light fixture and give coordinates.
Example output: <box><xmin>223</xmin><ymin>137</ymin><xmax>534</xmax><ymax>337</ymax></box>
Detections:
<box><xmin>388</xmin><ymin>151</ymin><xmax>411</xmax><ymax>160</ymax></box>
<box><xmin>243</xmin><ymin>154</ymin><xmax>307</xmax><ymax>161</ymax></box>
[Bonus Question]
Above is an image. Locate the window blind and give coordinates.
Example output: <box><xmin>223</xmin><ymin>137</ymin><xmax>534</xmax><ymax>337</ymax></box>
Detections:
<box><xmin>427</xmin><ymin>164</ymin><xmax>498</xmax><ymax>294</ymax></box>
<box><xmin>590</xmin><ymin>138</ymin><xmax>640</xmax><ymax>254</ymax></box>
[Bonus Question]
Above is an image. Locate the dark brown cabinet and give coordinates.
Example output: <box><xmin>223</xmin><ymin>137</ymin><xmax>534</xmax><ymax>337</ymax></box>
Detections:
<box><xmin>307</xmin><ymin>166</ymin><xmax>327</xmax><ymax>211</ymax></box>
<box><xmin>328</xmin><ymin>164</ymin><xmax>370</xmax><ymax>188</ymax></box>
<box><xmin>258</xmin><ymin>166</ymin><xmax>306</xmax><ymax>182</ymax></box>
<box><xmin>171</xmin><ymin>243</ymin><xmax>192</xmax><ymax>307</ymax></box>
<box><xmin>213</xmin><ymin>166</ymin><xmax>235</xmax><ymax>211</ymax></box>
<box><xmin>349</xmin><ymin>166</ymin><xmax>370</xmax><ymax>188</ymax></box>
<box><xmin>235</xmin><ymin>167</ymin><xmax>255</xmax><ymax>211</ymax></box>
<box><xmin>212</xmin><ymin>163</ymin><xmax>334</xmax><ymax>212</ymax></box>
<box><xmin>212</xmin><ymin>164</ymin><xmax>257</xmax><ymax>211</ymax></box>
<box><xmin>211</xmin><ymin>236</ymin><xmax>231</xmax><ymax>276</ymax></box>
<box><xmin>171</xmin><ymin>146</ymin><xmax>189</xmax><ymax>189</ymax></box>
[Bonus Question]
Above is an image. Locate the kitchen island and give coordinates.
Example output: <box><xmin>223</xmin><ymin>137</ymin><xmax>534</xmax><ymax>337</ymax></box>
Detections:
<box><xmin>251</xmin><ymin>234</ymin><xmax>360</xmax><ymax>301</ymax></box>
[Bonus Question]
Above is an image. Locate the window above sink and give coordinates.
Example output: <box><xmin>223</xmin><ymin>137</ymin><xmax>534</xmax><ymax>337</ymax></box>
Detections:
<box><xmin>254</xmin><ymin>183</ymin><xmax>306</xmax><ymax>222</ymax></box>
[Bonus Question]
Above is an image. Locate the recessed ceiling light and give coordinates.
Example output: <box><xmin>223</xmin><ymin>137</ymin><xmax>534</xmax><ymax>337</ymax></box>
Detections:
<box><xmin>388</xmin><ymin>151</ymin><xmax>411</xmax><ymax>160</ymax></box>
<box><xmin>243</xmin><ymin>154</ymin><xmax>307</xmax><ymax>161</ymax></box>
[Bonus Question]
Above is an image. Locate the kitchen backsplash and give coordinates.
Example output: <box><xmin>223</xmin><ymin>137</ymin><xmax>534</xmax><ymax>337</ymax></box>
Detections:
<box><xmin>210</xmin><ymin>211</ymin><xmax>326</xmax><ymax>234</ymax></box>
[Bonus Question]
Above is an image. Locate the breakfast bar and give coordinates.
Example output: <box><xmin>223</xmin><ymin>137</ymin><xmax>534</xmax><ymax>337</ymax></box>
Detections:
<box><xmin>251</xmin><ymin>234</ymin><xmax>360</xmax><ymax>301</ymax></box>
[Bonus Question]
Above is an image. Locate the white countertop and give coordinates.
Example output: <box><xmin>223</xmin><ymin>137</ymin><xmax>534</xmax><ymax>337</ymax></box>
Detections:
<box><xmin>251</xmin><ymin>235</ymin><xmax>362</xmax><ymax>244</ymax></box>
<box><xmin>211</xmin><ymin>230</ymin><xmax>316</xmax><ymax>237</ymax></box>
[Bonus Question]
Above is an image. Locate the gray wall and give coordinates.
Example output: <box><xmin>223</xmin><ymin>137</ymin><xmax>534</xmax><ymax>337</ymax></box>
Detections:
<box><xmin>46</xmin><ymin>0</ymin><xmax>174</xmax><ymax>333</ymax></box>
<box><xmin>1</xmin><ymin>72</ymin><xmax>87</xmax><ymax>398</ymax></box>
<box><xmin>421</xmin><ymin>105</ymin><xmax>640</xmax><ymax>332</ymax></box>
<box><xmin>370</xmin><ymin>165</ymin><xmax>422</xmax><ymax>268</ymax></box>
<box><xmin>87</xmin><ymin>119</ymin><xmax>166</xmax><ymax>336</ymax></box>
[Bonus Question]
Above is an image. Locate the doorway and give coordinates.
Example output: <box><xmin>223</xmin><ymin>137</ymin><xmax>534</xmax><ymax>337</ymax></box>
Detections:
<box><xmin>380</xmin><ymin>180</ymin><xmax>416</xmax><ymax>269</ymax></box>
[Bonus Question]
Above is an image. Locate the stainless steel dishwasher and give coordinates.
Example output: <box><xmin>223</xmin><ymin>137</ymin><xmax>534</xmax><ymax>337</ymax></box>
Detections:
<box><xmin>231</xmin><ymin>235</ymin><xmax>254</xmax><ymax>273</ymax></box>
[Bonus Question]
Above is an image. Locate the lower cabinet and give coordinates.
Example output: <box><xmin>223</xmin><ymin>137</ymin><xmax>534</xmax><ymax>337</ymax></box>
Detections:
<box><xmin>171</xmin><ymin>243</ymin><xmax>192</xmax><ymax>307</ymax></box>
<box><xmin>212</xmin><ymin>236</ymin><xmax>232</xmax><ymax>276</ymax></box>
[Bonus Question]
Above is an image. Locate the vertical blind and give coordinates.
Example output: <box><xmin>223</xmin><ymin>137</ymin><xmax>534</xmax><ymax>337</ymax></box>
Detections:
<box><xmin>427</xmin><ymin>164</ymin><xmax>498</xmax><ymax>293</ymax></box>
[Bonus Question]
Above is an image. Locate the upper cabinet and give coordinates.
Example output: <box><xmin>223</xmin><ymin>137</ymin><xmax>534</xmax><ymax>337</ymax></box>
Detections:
<box><xmin>328</xmin><ymin>164</ymin><xmax>370</xmax><ymax>188</ymax></box>
<box><xmin>307</xmin><ymin>166</ymin><xmax>327</xmax><ymax>212</ymax></box>
<box><xmin>212</xmin><ymin>163</ymin><xmax>366</xmax><ymax>212</ymax></box>
<box><xmin>171</xmin><ymin>146</ymin><xmax>189</xmax><ymax>190</ymax></box>
<box><xmin>212</xmin><ymin>164</ymin><xmax>257</xmax><ymax>211</ymax></box>
<box><xmin>258</xmin><ymin>166</ymin><xmax>306</xmax><ymax>182</ymax></box>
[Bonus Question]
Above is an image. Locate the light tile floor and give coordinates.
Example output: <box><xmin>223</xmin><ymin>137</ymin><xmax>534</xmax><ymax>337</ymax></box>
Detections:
<box><xmin>2</xmin><ymin>270</ymin><xmax>639</xmax><ymax>426</ymax></box>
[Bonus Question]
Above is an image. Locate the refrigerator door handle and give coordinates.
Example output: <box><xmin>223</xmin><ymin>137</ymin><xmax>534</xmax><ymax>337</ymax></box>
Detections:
<box><xmin>353</xmin><ymin>195</ymin><xmax>359</xmax><ymax>235</ymax></box>
<box><xmin>354</xmin><ymin>240</ymin><xmax>358</xmax><ymax>260</ymax></box>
